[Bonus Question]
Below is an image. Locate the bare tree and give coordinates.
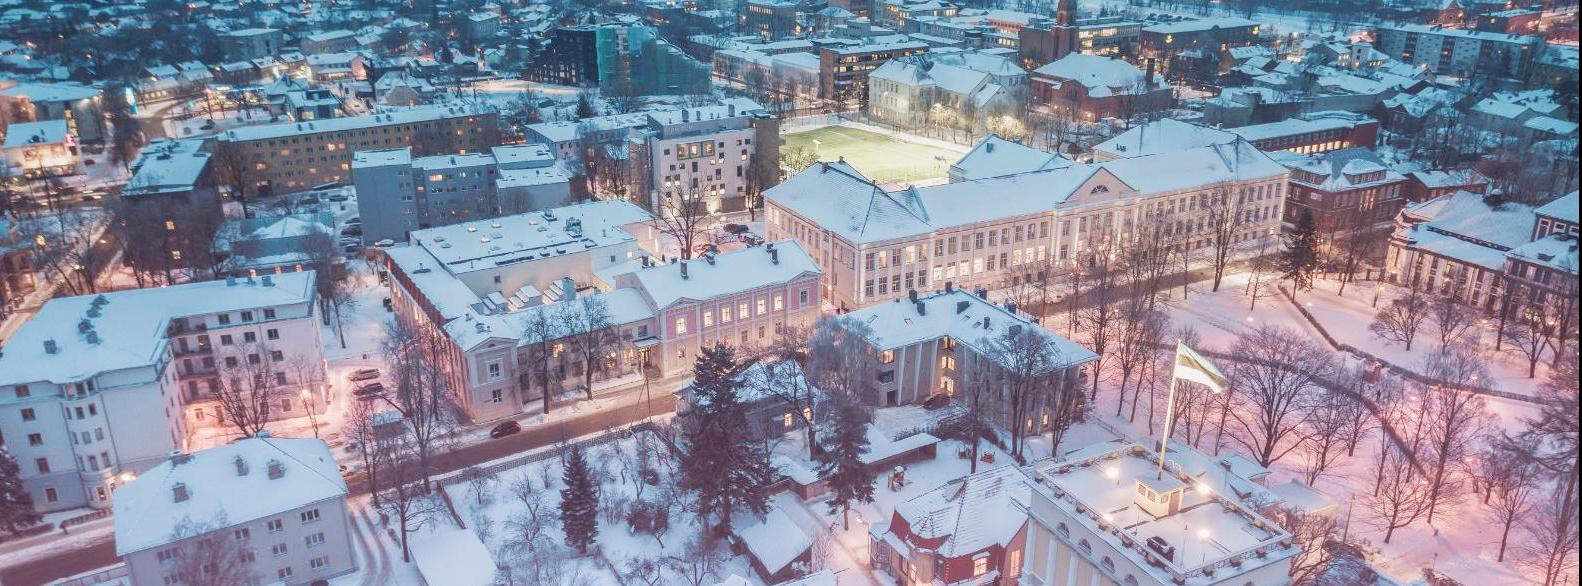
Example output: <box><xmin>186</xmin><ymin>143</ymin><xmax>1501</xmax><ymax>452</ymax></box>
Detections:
<box><xmin>375</xmin><ymin>435</ymin><xmax>439</xmax><ymax>563</ymax></box>
<box><xmin>804</xmin><ymin>315</ymin><xmax>879</xmax><ymax>407</ymax></box>
<box><xmin>1266</xmin><ymin>505</ymin><xmax>1339</xmax><ymax>586</ymax></box>
<box><xmin>1300</xmin><ymin>391</ymin><xmax>1365</xmax><ymax>485</ymax></box>
<box><xmin>212</xmin><ymin>146</ymin><xmax>265</xmax><ymax>217</ymax></box>
<box><xmin>165</xmin><ymin>515</ymin><xmax>258</xmax><ymax>586</ymax></box>
<box><xmin>1418</xmin><ymin>350</ymin><xmax>1491</xmax><ymax>525</ymax></box>
<box><xmin>654</xmin><ymin>192</ymin><xmax>711</xmax><ymax>260</ymax></box>
<box><xmin>981</xmin><ymin>321</ymin><xmax>1066</xmax><ymax>461</ymax></box>
<box><xmin>1503</xmin><ymin>298</ymin><xmax>1558</xmax><ymax>378</ymax></box>
<box><xmin>1111</xmin><ymin>296</ymin><xmax>1168</xmax><ymax>423</ymax></box>
<box><xmin>1370</xmin><ymin>283</ymin><xmax>1429</xmax><ymax>351</ymax></box>
<box><xmin>214</xmin><ymin>342</ymin><xmax>289</xmax><ymax>438</ymax></box>
<box><xmin>1226</xmin><ymin>325</ymin><xmax>1333</xmax><ymax>467</ymax></box>
<box><xmin>303</xmin><ymin>226</ymin><xmax>357</xmax><ymax>348</ymax></box>
<box><xmin>1427</xmin><ymin>289</ymin><xmax>1479</xmax><ymax>354</ymax></box>
<box><xmin>562</xmin><ymin>296</ymin><xmax>616</xmax><ymax>400</ymax></box>
<box><xmin>1484</xmin><ymin>437</ymin><xmax>1542</xmax><ymax>562</ymax></box>
<box><xmin>666</xmin><ymin>535</ymin><xmax>724</xmax><ymax>586</ymax></box>
<box><xmin>759</xmin><ymin>325</ymin><xmax>820</xmax><ymax>455</ymax></box>
<box><xmin>1367</xmin><ymin>444</ymin><xmax>1430</xmax><ymax>544</ymax></box>
<box><xmin>1202</xmin><ymin>182</ymin><xmax>1249</xmax><ymax>292</ymax></box>
<box><xmin>521</xmin><ymin>307</ymin><xmax>562</xmax><ymax>415</ymax></box>
<box><xmin>1519</xmin><ymin>489</ymin><xmax>1581</xmax><ymax>586</ymax></box>
<box><xmin>1074</xmin><ymin>242</ymin><xmax>1123</xmax><ymax>401</ymax></box>
<box><xmin>381</xmin><ymin>319</ymin><xmax>457</xmax><ymax>488</ymax></box>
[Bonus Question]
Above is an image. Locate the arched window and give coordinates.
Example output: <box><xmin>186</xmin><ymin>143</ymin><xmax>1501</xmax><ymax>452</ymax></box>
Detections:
<box><xmin>1090</xmin><ymin>185</ymin><xmax>1110</xmax><ymax>195</ymax></box>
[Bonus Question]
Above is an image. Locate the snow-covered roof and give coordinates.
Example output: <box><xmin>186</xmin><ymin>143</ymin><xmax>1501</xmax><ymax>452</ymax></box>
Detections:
<box><xmin>219</xmin><ymin>104</ymin><xmax>486</xmax><ymax>142</ymax></box>
<box><xmin>0</xmin><ymin>81</ymin><xmax>99</xmax><ymax>102</ymax></box>
<box><xmin>952</xmin><ymin>134</ymin><xmax>1075</xmax><ymax>180</ymax></box>
<box><xmin>113</xmin><ymin>437</ymin><xmax>346</xmax><ymax>556</ymax></box>
<box><xmin>1281</xmin><ymin>148</ymin><xmax>1404</xmax><ymax>191</ymax></box>
<box><xmin>1093</xmin><ymin>118</ymin><xmax>1237</xmax><ymax>159</ymax></box>
<box><xmin>0</xmin><ymin>272</ymin><xmax>316</xmax><ymax>386</ymax></box>
<box><xmin>731</xmin><ymin>505</ymin><xmax>812</xmax><ymax>574</ymax></box>
<box><xmin>1380</xmin><ymin>23</ymin><xmax>1536</xmax><ymax>44</ymax></box>
<box><xmin>893</xmin><ymin>464</ymin><xmax>1029</xmax><ymax>556</ymax></box>
<box><xmin>1535</xmin><ymin>191</ymin><xmax>1578</xmax><ymax>224</ymax></box>
<box><xmin>124</xmin><ymin>139</ymin><xmax>213</xmax><ymax>197</ymax></box>
<box><xmin>849</xmin><ymin>289</ymin><xmax>1097</xmax><ymax>372</ymax></box>
<box><xmin>2</xmin><ymin>119</ymin><xmax>69</xmax><ymax>148</ymax></box>
<box><xmin>1032</xmin><ymin>442</ymin><xmax>1295</xmax><ymax>585</ymax></box>
<box><xmin>627</xmin><ymin>240</ymin><xmax>820</xmax><ymax>309</ymax></box>
<box><xmin>1267</xmin><ymin>480</ymin><xmax>1338</xmax><ymax>516</ymax></box>
<box><xmin>407</xmin><ymin>200</ymin><xmax>652</xmax><ymax>273</ymax></box>
<box><xmin>410</xmin><ymin>528</ymin><xmax>496</xmax><ymax>586</ymax></box>
<box><xmin>1032</xmin><ymin>53</ymin><xmax>1165</xmax><ymax>96</ymax></box>
<box><xmin>1141</xmin><ymin>16</ymin><xmax>1258</xmax><ymax>34</ymax></box>
<box><xmin>1397</xmin><ymin>191</ymin><xmax>1537</xmax><ymax>271</ymax></box>
<box><xmin>1230</xmin><ymin>113</ymin><xmax>1372</xmax><ymax>143</ymax></box>
<box><xmin>1099</xmin><ymin>140</ymin><xmax>1287</xmax><ymax>194</ymax></box>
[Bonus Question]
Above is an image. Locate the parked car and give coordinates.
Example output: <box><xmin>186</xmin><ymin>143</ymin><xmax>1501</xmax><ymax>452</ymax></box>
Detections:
<box><xmin>353</xmin><ymin>382</ymin><xmax>385</xmax><ymax>398</ymax></box>
<box><xmin>490</xmin><ymin>421</ymin><xmax>522</xmax><ymax>439</ymax></box>
<box><xmin>374</xmin><ymin>239</ymin><xmax>396</xmax><ymax>248</ymax></box>
<box><xmin>327</xmin><ymin>193</ymin><xmax>349</xmax><ymax>202</ymax></box>
<box><xmin>348</xmin><ymin>368</ymin><xmax>380</xmax><ymax>382</ymax></box>
<box><xmin>344</xmin><ymin>217</ymin><xmax>362</xmax><ymax>226</ymax></box>
<box><xmin>299</xmin><ymin>195</ymin><xmax>321</xmax><ymax>205</ymax></box>
<box><xmin>922</xmin><ymin>393</ymin><xmax>952</xmax><ymax>410</ymax></box>
<box><xmin>341</xmin><ymin>225</ymin><xmax>363</xmax><ymax>237</ymax></box>
<box><xmin>722</xmin><ymin>223</ymin><xmax>750</xmax><ymax>235</ymax></box>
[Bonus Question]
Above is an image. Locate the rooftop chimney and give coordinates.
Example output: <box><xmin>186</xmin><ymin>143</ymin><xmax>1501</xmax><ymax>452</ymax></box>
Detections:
<box><xmin>234</xmin><ymin>455</ymin><xmax>249</xmax><ymax>476</ymax></box>
<box><xmin>907</xmin><ymin>289</ymin><xmax>918</xmax><ymax>303</ymax></box>
<box><xmin>43</xmin><ymin>339</ymin><xmax>58</xmax><ymax>354</ymax></box>
<box><xmin>770</xmin><ymin>248</ymin><xmax>779</xmax><ymax>264</ymax></box>
<box><xmin>915</xmin><ymin>300</ymin><xmax>926</xmax><ymax>316</ymax></box>
<box><xmin>955</xmin><ymin>300</ymin><xmax>970</xmax><ymax>314</ymax></box>
<box><xmin>680</xmin><ymin>261</ymin><xmax>689</xmax><ymax>280</ymax></box>
<box><xmin>266</xmin><ymin>459</ymin><xmax>285</xmax><ymax>480</ymax></box>
<box><xmin>172</xmin><ymin>482</ymin><xmax>190</xmax><ymax>503</ymax></box>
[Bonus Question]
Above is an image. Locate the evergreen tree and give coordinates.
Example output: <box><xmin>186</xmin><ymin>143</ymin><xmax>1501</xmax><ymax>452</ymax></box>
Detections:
<box><xmin>559</xmin><ymin>445</ymin><xmax>599</xmax><ymax>554</ymax></box>
<box><xmin>814</xmin><ymin>394</ymin><xmax>875</xmax><ymax>530</ymax></box>
<box><xmin>575</xmin><ymin>93</ymin><xmax>597</xmax><ymax>119</ymax></box>
<box><xmin>1279</xmin><ymin>209</ymin><xmax>1322</xmax><ymax>298</ymax></box>
<box><xmin>678</xmin><ymin>344</ymin><xmax>773</xmax><ymax>534</ymax></box>
<box><xmin>0</xmin><ymin>449</ymin><xmax>40</xmax><ymax>535</ymax></box>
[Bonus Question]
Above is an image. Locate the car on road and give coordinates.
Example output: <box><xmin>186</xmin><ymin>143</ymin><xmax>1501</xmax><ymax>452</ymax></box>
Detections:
<box><xmin>348</xmin><ymin>368</ymin><xmax>380</xmax><ymax>382</ymax></box>
<box><xmin>490</xmin><ymin>421</ymin><xmax>522</xmax><ymax>439</ymax></box>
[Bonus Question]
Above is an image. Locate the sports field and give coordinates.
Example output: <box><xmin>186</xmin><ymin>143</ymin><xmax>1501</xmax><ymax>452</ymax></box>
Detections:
<box><xmin>781</xmin><ymin>125</ymin><xmax>960</xmax><ymax>184</ymax></box>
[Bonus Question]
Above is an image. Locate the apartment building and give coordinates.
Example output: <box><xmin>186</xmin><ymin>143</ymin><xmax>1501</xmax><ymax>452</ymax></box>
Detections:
<box><xmin>743</xmin><ymin>0</ymin><xmax>802</xmax><ymax>39</ymax></box>
<box><xmin>0</xmin><ymin>272</ymin><xmax>322</xmax><ymax>513</ymax></box>
<box><xmin>216</xmin><ymin>104</ymin><xmax>499</xmax><ymax>195</ymax></box>
<box><xmin>351</xmin><ymin>143</ymin><xmax>572</xmax><ymax>244</ymax></box>
<box><xmin>764</xmin><ymin>138</ymin><xmax>1287</xmax><ymax>310</ymax></box>
<box><xmin>524</xmin><ymin>99</ymin><xmax>781</xmax><ymax>218</ymax></box>
<box><xmin>0</xmin><ymin>80</ymin><xmax>105</xmax><ymax>143</ymax></box>
<box><xmin>383</xmin><ymin>200</ymin><xmax>821</xmax><ymax>422</ymax></box>
<box><xmin>221</xmin><ymin>28</ymin><xmax>284</xmax><ymax>60</ymax></box>
<box><xmin>1022</xmin><ymin>442</ymin><xmax>1297</xmax><ymax>586</ymax></box>
<box><xmin>845</xmin><ymin>289</ymin><xmax>1095</xmax><ymax>418</ymax></box>
<box><xmin>819</xmin><ymin>38</ymin><xmax>930</xmax><ymax>104</ymax></box>
<box><xmin>1</xmin><ymin>119</ymin><xmax>79</xmax><ymax>178</ymax></box>
<box><xmin>1375</xmin><ymin>24</ymin><xmax>1539</xmax><ymax>79</ymax></box>
<box><xmin>115</xmin><ymin>437</ymin><xmax>356</xmax><ymax>586</ymax></box>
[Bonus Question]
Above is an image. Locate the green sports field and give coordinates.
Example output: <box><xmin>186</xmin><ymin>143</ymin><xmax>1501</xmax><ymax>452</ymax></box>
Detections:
<box><xmin>781</xmin><ymin>126</ymin><xmax>960</xmax><ymax>184</ymax></box>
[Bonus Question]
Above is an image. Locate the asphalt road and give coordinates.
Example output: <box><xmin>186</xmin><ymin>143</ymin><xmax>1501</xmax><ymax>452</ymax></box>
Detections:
<box><xmin>0</xmin><ymin>392</ymin><xmax>677</xmax><ymax>586</ymax></box>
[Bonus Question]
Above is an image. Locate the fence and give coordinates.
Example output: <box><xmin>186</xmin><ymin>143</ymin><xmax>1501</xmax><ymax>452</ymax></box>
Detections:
<box><xmin>1278</xmin><ymin>286</ymin><xmax>1545</xmax><ymax>405</ymax></box>
<box><xmin>48</xmin><ymin>564</ymin><xmax>128</xmax><ymax>586</ymax></box>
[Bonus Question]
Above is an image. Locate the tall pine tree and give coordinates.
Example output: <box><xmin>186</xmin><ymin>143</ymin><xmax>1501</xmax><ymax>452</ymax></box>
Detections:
<box><xmin>0</xmin><ymin>449</ymin><xmax>40</xmax><ymax>534</ymax></box>
<box><xmin>1280</xmin><ymin>209</ymin><xmax>1322</xmax><ymax>299</ymax></box>
<box><xmin>679</xmin><ymin>344</ymin><xmax>773</xmax><ymax>534</ymax></box>
<box><xmin>560</xmin><ymin>445</ymin><xmax>599</xmax><ymax>554</ymax></box>
<box><xmin>814</xmin><ymin>393</ymin><xmax>875</xmax><ymax>530</ymax></box>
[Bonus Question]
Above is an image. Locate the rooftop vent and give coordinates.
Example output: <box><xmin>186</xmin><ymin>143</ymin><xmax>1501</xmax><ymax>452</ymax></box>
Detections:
<box><xmin>85</xmin><ymin>331</ymin><xmax>101</xmax><ymax>345</ymax></box>
<box><xmin>43</xmin><ymin>339</ymin><xmax>59</xmax><ymax>354</ymax></box>
<box><xmin>915</xmin><ymin>300</ymin><xmax>926</xmax><ymax>316</ymax></box>
<box><xmin>78</xmin><ymin>319</ymin><xmax>94</xmax><ymax>333</ymax></box>
<box><xmin>234</xmin><ymin>455</ymin><xmax>249</xmax><ymax>476</ymax></box>
<box><xmin>172</xmin><ymin>482</ymin><xmax>190</xmax><ymax>503</ymax></box>
<box><xmin>266</xmin><ymin>459</ymin><xmax>285</xmax><ymax>480</ymax></box>
<box><xmin>261</xmin><ymin>275</ymin><xmax>274</xmax><ymax>287</ymax></box>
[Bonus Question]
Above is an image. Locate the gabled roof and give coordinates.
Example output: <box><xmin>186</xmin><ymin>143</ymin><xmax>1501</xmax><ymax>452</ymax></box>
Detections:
<box><xmin>627</xmin><ymin>240</ymin><xmax>820</xmax><ymax>309</ymax></box>
<box><xmin>894</xmin><ymin>464</ymin><xmax>1030</xmax><ymax>557</ymax></box>
<box><xmin>952</xmin><ymin>134</ymin><xmax>1075</xmax><ymax>180</ymax></box>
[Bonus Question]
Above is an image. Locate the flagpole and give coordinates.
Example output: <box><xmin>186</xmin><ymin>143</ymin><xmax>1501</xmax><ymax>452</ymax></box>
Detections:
<box><xmin>1158</xmin><ymin>340</ymin><xmax>1182</xmax><ymax>480</ymax></box>
<box><xmin>1157</xmin><ymin>372</ymin><xmax>1179</xmax><ymax>481</ymax></box>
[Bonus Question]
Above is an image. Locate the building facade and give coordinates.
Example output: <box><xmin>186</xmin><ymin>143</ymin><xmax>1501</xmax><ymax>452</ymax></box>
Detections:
<box><xmin>0</xmin><ymin>273</ymin><xmax>322</xmax><ymax>513</ymax></box>
<box><xmin>351</xmin><ymin>144</ymin><xmax>572</xmax><ymax>244</ymax></box>
<box><xmin>1375</xmin><ymin>24</ymin><xmax>1539</xmax><ymax>79</ymax></box>
<box><xmin>1280</xmin><ymin>147</ymin><xmax>1408</xmax><ymax>232</ymax></box>
<box><xmin>115</xmin><ymin>437</ymin><xmax>357</xmax><ymax>586</ymax></box>
<box><xmin>216</xmin><ymin>104</ymin><xmax>499</xmax><ymax>196</ymax></box>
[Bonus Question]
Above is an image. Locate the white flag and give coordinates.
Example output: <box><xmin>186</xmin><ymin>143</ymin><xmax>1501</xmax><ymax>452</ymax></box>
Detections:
<box><xmin>1173</xmin><ymin>341</ymin><xmax>1227</xmax><ymax>393</ymax></box>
